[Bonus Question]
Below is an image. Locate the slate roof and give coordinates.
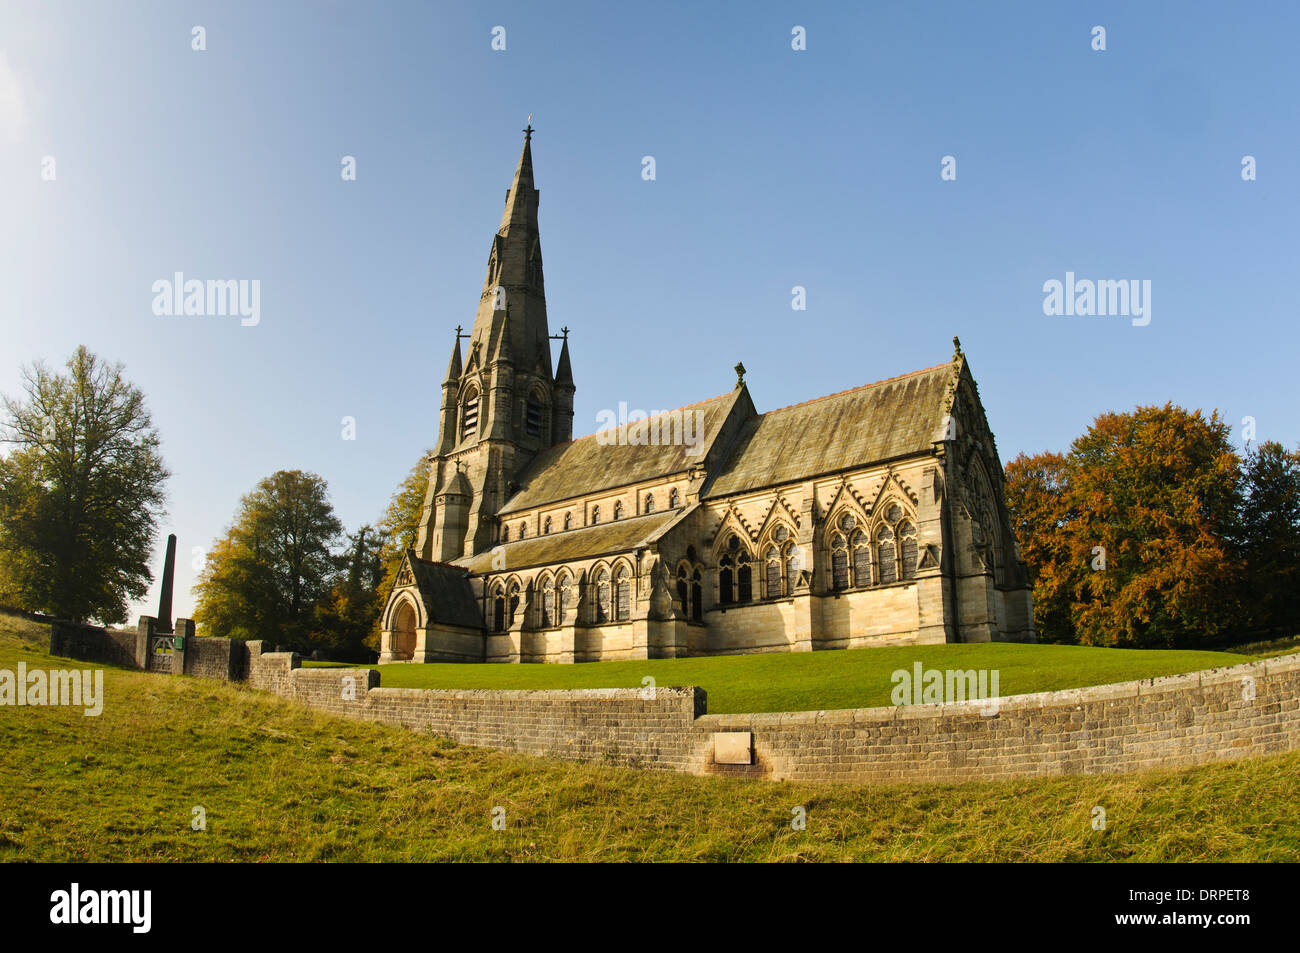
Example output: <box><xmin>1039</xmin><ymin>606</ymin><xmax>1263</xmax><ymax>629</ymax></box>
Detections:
<box><xmin>404</xmin><ymin>552</ymin><xmax>483</xmax><ymax>629</ymax></box>
<box><xmin>456</xmin><ymin>509</ymin><xmax>685</xmax><ymax>574</ymax></box>
<box><xmin>496</xmin><ymin>392</ymin><xmax>739</xmax><ymax>515</ymax></box>
<box><xmin>704</xmin><ymin>363</ymin><xmax>952</xmax><ymax>498</ymax></box>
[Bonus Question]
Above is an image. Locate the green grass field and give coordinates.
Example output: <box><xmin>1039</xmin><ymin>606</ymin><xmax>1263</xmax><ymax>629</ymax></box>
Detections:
<box><xmin>305</xmin><ymin>642</ymin><xmax>1255</xmax><ymax>714</ymax></box>
<box><xmin>3</xmin><ymin>609</ymin><xmax>1299</xmax><ymax>861</ymax></box>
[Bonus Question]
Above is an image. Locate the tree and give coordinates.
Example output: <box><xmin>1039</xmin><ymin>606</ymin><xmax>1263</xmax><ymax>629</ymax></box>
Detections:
<box><xmin>194</xmin><ymin>470</ymin><xmax>342</xmax><ymax>648</ymax></box>
<box><xmin>0</xmin><ymin>346</ymin><xmax>168</xmax><ymax>623</ymax></box>
<box><xmin>309</xmin><ymin>524</ymin><xmax>384</xmax><ymax>661</ymax></box>
<box><xmin>1004</xmin><ymin>404</ymin><xmax>1242</xmax><ymax>648</ymax></box>
<box><xmin>1003</xmin><ymin>451</ymin><xmax>1074</xmax><ymax>643</ymax></box>
<box><xmin>1234</xmin><ymin>441</ymin><xmax>1300</xmax><ymax>637</ymax></box>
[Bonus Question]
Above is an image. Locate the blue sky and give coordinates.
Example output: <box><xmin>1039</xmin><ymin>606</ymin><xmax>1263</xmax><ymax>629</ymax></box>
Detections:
<box><xmin>2</xmin><ymin>1</ymin><xmax>1297</xmax><ymax>620</ymax></box>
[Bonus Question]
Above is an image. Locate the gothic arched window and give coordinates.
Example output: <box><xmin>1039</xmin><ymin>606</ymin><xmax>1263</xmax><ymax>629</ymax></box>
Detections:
<box><xmin>507</xmin><ymin>582</ymin><xmax>521</xmax><ymax>627</ymax></box>
<box><xmin>613</xmin><ymin>565</ymin><xmax>631</xmax><ymax>621</ymax></box>
<box><xmin>765</xmin><ymin>547</ymin><xmax>781</xmax><ymax>598</ymax></box>
<box><xmin>613</xmin><ymin>500</ymin><xmax>623</xmax><ymax>520</ymax></box>
<box><xmin>876</xmin><ymin>524</ymin><xmax>896</xmax><ymax>584</ymax></box>
<box><xmin>736</xmin><ymin>550</ymin><xmax>752</xmax><ymax>603</ymax></box>
<box><xmin>831</xmin><ymin>534</ymin><xmax>849</xmax><ymax>590</ymax></box>
<box><xmin>691</xmin><ymin>568</ymin><xmax>703</xmax><ymax>621</ymax></box>
<box><xmin>644</xmin><ymin>494</ymin><xmax>655</xmax><ymax>515</ymax></box>
<box><xmin>591</xmin><ymin>505</ymin><xmax>600</xmax><ymax>525</ymax></box>
<box><xmin>899</xmin><ymin>520</ymin><xmax>918</xmax><ymax>580</ymax></box>
<box><xmin>518</xmin><ymin>521</ymin><xmax>526</xmax><ymax>540</ymax></box>
<box><xmin>669</xmin><ymin>488</ymin><xmax>680</xmax><ymax>508</ymax></box>
<box><xmin>851</xmin><ymin>530</ymin><xmax>871</xmax><ymax>587</ymax></box>
<box><xmin>563</xmin><ymin>512</ymin><xmax>572</xmax><ymax>531</ymax></box>
<box><xmin>461</xmin><ymin>386</ymin><xmax>480</xmax><ymax>441</ymax></box>
<box><xmin>557</xmin><ymin>571</ymin><xmax>571</xmax><ymax>622</ymax></box>
<box><xmin>543</xmin><ymin>516</ymin><xmax>552</xmax><ymax>535</ymax></box>
<box><xmin>501</xmin><ymin>525</ymin><xmax>509</xmax><ymax>543</ymax></box>
<box><xmin>719</xmin><ymin>553</ymin><xmax>734</xmax><ymax>606</ymax></box>
<box><xmin>594</xmin><ymin>568</ymin><xmax>611</xmax><ymax>623</ymax></box>
<box><xmin>492</xmin><ymin>587</ymin><xmax>506</xmax><ymax>633</ymax></box>
<box><xmin>676</xmin><ymin>565</ymin><xmax>689</xmax><ymax>617</ymax></box>
<box><xmin>538</xmin><ymin>573</ymin><xmax>553</xmax><ymax>627</ymax></box>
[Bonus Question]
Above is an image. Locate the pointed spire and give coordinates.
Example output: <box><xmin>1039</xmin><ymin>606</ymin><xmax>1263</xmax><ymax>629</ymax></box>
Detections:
<box><xmin>444</xmin><ymin>328</ymin><xmax>463</xmax><ymax>384</ymax></box>
<box><xmin>555</xmin><ymin>333</ymin><xmax>573</xmax><ymax>388</ymax></box>
<box><xmin>499</xmin><ymin>123</ymin><xmax>538</xmax><ymax>231</ymax></box>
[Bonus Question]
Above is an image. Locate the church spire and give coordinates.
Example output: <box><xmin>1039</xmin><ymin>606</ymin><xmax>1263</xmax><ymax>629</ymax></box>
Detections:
<box><xmin>499</xmin><ymin>121</ymin><xmax>538</xmax><ymax>232</ymax></box>
<box><xmin>444</xmin><ymin>328</ymin><xmax>463</xmax><ymax>384</ymax></box>
<box><xmin>554</xmin><ymin>333</ymin><xmax>573</xmax><ymax>387</ymax></box>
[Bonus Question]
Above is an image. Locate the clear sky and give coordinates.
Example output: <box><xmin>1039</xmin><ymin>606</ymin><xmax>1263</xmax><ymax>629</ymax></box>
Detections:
<box><xmin>2</xmin><ymin>1</ymin><xmax>1297</xmax><ymax>621</ymax></box>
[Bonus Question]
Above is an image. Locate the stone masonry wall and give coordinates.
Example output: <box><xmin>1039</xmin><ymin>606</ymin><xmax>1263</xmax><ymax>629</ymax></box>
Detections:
<box><xmin>48</xmin><ymin>629</ymin><xmax>1300</xmax><ymax>782</ymax></box>
<box><xmin>236</xmin><ymin>640</ymin><xmax>1300</xmax><ymax>783</ymax></box>
<box><xmin>48</xmin><ymin>620</ymin><xmax>139</xmax><ymax>670</ymax></box>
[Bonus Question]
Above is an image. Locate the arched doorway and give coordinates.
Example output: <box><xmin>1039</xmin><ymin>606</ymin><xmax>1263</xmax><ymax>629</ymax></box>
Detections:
<box><xmin>392</xmin><ymin>600</ymin><xmax>417</xmax><ymax>661</ymax></box>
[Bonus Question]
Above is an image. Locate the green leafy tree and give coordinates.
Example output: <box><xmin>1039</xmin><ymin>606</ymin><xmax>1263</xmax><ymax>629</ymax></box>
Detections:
<box><xmin>1234</xmin><ymin>440</ymin><xmax>1300</xmax><ymax>637</ymax></box>
<box><xmin>1003</xmin><ymin>451</ymin><xmax>1074</xmax><ymax>643</ymax></box>
<box><xmin>0</xmin><ymin>346</ymin><xmax>168</xmax><ymax>623</ymax></box>
<box><xmin>309</xmin><ymin>524</ymin><xmax>384</xmax><ymax>661</ymax></box>
<box><xmin>194</xmin><ymin>470</ymin><xmax>342</xmax><ymax>648</ymax></box>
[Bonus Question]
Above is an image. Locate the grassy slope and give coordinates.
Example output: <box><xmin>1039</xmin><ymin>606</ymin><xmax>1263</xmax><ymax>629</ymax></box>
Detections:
<box><xmin>307</xmin><ymin>643</ymin><xmax>1255</xmax><ymax>714</ymax></box>
<box><xmin>2</xmin><ymin>610</ymin><xmax>1298</xmax><ymax>861</ymax></box>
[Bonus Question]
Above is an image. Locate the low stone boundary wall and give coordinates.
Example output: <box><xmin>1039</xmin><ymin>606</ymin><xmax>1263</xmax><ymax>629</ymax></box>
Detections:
<box><xmin>47</xmin><ymin>623</ymin><xmax>1300</xmax><ymax>783</ymax></box>
<box><xmin>240</xmin><ymin>641</ymin><xmax>1300</xmax><ymax>783</ymax></box>
<box><xmin>49</xmin><ymin>620</ymin><xmax>140</xmax><ymax>670</ymax></box>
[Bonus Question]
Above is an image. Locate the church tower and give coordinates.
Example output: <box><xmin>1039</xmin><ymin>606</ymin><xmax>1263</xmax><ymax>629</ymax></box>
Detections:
<box><xmin>416</xmin><ymin>125</ymin><xmax>573</xmax><ymax>562</ymax></box>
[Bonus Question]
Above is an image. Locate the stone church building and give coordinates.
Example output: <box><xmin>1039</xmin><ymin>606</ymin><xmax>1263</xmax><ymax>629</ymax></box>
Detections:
<box><xmin>379</xmin><ymin>129</ymin><xmax>1035</xmax><ymax>663</ymax></box>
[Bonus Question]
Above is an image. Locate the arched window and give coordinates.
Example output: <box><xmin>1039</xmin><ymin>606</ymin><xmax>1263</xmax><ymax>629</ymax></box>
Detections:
<box><xmin>518</xmin><ymin>521</ymin><xmax>526</xmax><ymax>540</ymax></box>
<box><xmin>594</xmin><ymin>568</ymin><xmax>611</xmax><ymax>623</ymax></box>
<box><xmin>737</xmin><ymin>550</ymin><xmax>752</xmax><ymax>603</ymax></box>
<box><xmin>525</xmin><ymin>391</ymin><xmax>544</xmax><ymax>438</ymax></box>
<box><xmin>876</xmin><ymin>524</ymin><xmax>896</xmax><ymax>584</ymax></box>
<box><xmin>557</xmin><ymin>571</ymin><xmax>571</xmax><ymax>622</ymax></box>
<box><xmin>591</xmin><ymin>505</ymin><xmax>600</xmax><ymax>525</ymax></box>
<box><xmin>831</xmin><ymin>533</ymin><xmax>849</xmax><ymax>590</ymax></box>
<box><xmin>676</xmin><ymin>565</ymin><xmax>689</xmax><ymax>617</ymax></box>
<box><xmin>691</xmin><ymin>568</ymin><xmax>703</xmax><ymax>621</ymax></box>
<box><xmin>719</xmin><ymin>553</ymin><xmax>734</xmax><ymax>606</ymax></box>
<box><xmin>899</xmin><ymin>520</ymin><xmax>918</xmax><ymax>580</ymax></box>
<box><xmin>669</xmin><ymin>488</ymin><xmax>680</xmax><ymax>508</ymax></box>
<box><xmin>614</xmin><ymin>565</ymin><xmax>631</xmax><ymax>621</ymax></box>
<box><xmin>507</xmin><ymin>582</ymin><xmax>521</xmax><ymax>627</ymax></box>
<box><xmin>538</xmin><ymin>574</ymin><xmax>553</xmax><ymax>627</ymax></box>
<box><xmin>784</xmin><ymin>543</ymin><xmax>799</xmax><ymax>591</ymax></box>
<box><xmin>492</xmin><ymin>587</ymin><xmax>506</xmax><ymax>632</ymax></box>
<box><xmin>852</xmin><ymin>530</ymin><xmax>870</xmax><ymax>587</ymax></box>
<box><xmin>501</xmin><ymin>525</ymin><xmax>509</xmax><ymax>543</ymax></box>
<box><xmin>613</xmin><ymin>500</ymin><xmax>623</xmax><ymax>520</ymax></box>
<box><xmin>461</xmin><ymin>387</ymin><xmax>480</xmax><ymax>440</ymax></box>
<box><xmin>563</xmin><ymin>512</ymin><xmax>572</xmax><ymax>531</ymax></box>
<box><xmin>765</xmin><ymin>546</ymin><xmax>781</xmax><ymax>598</ymax></box>
<box><xmin>644</xmin><ymin>494</ymin><xmax>655</xmax><ymax>514</ymax></box>
<box><xmin>543</xmin><ymin>516</ymin><xmax>552</xmax><ymax>535</ymax></box>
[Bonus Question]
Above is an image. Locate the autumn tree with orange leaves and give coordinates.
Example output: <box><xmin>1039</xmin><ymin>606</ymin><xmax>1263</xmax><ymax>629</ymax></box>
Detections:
<box><xmin>1005</xmin><ymin>404</ymin><xmax>1243</xmax><ymax>648</ymax></box>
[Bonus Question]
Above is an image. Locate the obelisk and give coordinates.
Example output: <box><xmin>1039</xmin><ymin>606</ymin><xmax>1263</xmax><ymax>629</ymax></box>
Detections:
<box><xmin>157</xmin><ymin>534</ymin><xmax>177</xmax><ymax>634</ymax></box>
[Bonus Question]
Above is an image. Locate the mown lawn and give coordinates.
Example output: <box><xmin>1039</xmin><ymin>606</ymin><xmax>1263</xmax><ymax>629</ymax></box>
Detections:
<box><xmin>4</xmin><ymin>610</ymin><xmax>1299</xmax><ymax>862</ymax></box>
<box><xmin>305</xmin><ymin>642</ymin><xmax>1257</xmax><ymax>714</ymax></box>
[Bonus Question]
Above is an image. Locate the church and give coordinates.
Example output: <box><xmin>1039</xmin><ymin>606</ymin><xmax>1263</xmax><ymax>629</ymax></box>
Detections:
<box><xmin>379</xmin><ymin>128</ymin><xmax>1035</xmax><ymax>663</ymax></box>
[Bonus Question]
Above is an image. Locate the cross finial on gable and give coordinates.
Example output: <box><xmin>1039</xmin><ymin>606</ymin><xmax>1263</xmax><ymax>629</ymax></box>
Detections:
<box><xmin>734</xmin><ymin>361</ymin><xmax>746</xmax><ymax>388</ymax></box>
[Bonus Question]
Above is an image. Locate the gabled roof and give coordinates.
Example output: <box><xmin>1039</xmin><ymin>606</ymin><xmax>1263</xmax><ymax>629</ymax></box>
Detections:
<box><xmin>395</xmin><ymin>550</ymin><xmax>482</xmax><ymax>630</ymax></box>
<box><xmin>456</xmin><ymin>509</ymin><xmax>683</xmax><ymax>574</ymax></box>
<box><xmin>496</xmin><ymin>391</ymin><xmax>742</xmax><ymax>515</ymax></box>
<box><xmin>704</xmin><ymin>363</ymin><xmax>952</xmax><ymax>498</ymax></box>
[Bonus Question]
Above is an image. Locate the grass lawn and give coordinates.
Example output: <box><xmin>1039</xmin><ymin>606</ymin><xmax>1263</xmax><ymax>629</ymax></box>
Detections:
<box><xmin>305</xmin><ymin>642</ymin><xmax>1259</xmax><ymax>714</ymax></box>
<box><xmin>2</xmin><ymin>610</ymin><xmax>1298</xmax><ymax>861</ymax></box>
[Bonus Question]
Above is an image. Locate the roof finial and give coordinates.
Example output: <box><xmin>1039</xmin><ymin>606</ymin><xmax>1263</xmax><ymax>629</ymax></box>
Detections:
<box><xmin>734</xmin><ymin>361</ymin><xmax>747</xmax><ymax>389</ymax></box>
<box><xmin>952</xmin><ymin>335</ymin><xmax>963</xmax><ymax>359</ymax></box>
<box><xmin>523</xmin><ymin>115</ymin><xmax>534</xmax><ymax>142</ymax></box>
